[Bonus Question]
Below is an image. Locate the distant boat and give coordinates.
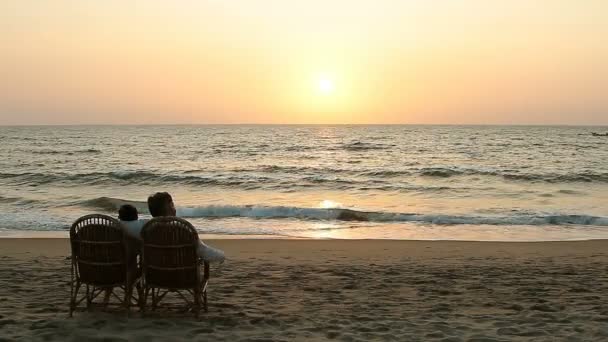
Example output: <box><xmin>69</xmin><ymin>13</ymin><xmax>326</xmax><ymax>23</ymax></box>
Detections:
<box><xmin>591</xmin><ymin>132</ymin><xmax>608</xmax><ymax>137</ymax></box>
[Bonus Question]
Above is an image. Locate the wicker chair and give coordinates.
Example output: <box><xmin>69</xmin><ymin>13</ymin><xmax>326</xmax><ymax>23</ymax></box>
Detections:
<box><xmin>69</xmin><ymin>214</ymin><xmax>141</xmax><ymax>316</ymax></box>
<box><xmin>140</xmin><ymin>217</ymin><xmax>210</xmax><ymax>318</ymax></box>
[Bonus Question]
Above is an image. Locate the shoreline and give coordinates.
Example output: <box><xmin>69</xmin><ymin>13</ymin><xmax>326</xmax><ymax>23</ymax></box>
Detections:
<box><xmin>2</xmin><ymin>229</ymin><xmax>608</xmax><ymax>242</ymax></box>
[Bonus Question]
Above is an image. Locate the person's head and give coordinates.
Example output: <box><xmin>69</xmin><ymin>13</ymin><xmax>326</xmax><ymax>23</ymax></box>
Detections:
<box><xmin>118</xmin><ymin>204</ymin><xmax>138</xmax><ymax>221</ymax></box>
<box><xmin>147</xmin><ymin>192</ymin><xmax>176</xmax><ymax>217</ymax></box>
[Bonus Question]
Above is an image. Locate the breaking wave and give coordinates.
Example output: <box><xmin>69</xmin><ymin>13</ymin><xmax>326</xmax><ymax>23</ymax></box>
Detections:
<box><xmin>80</xmin><ymin>197</ymin><xmax>608</xmax><ymax>227</ymax></box>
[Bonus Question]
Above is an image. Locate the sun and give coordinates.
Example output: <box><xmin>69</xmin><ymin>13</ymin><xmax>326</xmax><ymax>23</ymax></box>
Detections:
<box><xmin>316</xmin><ymin>75</ymin><xmax>335</xmax><ymax>95</ymax></box>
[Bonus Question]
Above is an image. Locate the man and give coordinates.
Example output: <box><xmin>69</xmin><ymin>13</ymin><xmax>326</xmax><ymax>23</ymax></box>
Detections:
<box><xmin>147</xmin><ymin>192</ymin><xmax>176</xmax><ymax>218</ymax></box>
<box><xmin>119</xmin><ymin>192</ymin><xmax>225</xmax><ymax>263</ymax></box>
<box><xmin>147</xmin><ymin>192</ymin><xmax>225</xmax><ymax>263</ymax></box>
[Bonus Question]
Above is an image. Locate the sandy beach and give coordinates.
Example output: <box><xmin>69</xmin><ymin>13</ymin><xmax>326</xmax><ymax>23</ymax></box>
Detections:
<box><xmin>0</xmin><ymin>238</ymin><xmax>606</xmax><ymax>341</ymax></box>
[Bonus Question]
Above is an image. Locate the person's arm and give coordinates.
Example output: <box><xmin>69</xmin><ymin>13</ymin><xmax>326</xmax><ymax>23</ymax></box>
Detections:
<box><xmin>197</xmin><ymin>240</ymin><xmax>225</xmax><ymax>263</ymax></box>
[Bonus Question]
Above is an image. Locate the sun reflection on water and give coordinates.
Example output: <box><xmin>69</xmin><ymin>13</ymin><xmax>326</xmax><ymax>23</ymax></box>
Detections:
<box><xmin>319</xmin><ymin>199</ymin><xmax>343</xmax><ymax>208</ymax></box>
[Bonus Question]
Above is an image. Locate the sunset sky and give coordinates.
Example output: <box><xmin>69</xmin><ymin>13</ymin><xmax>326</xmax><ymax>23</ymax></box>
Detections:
<box><xmin>1</xmin><ymin>0</ymin><xmax>607</xmax><ymax>125</ymax></box>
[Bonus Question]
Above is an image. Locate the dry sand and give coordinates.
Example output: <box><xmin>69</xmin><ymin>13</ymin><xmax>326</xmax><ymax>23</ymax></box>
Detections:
<box><xmin>1</xmin><ymin>238</ymin><xmax>607</xmax><ymax>341</ymax></box>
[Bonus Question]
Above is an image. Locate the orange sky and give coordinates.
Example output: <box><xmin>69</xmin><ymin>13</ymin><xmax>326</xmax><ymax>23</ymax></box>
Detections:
<box><xmin>1</xmin><ymin>0</ymin><xmax>607</xmax><ymax>125</ymax></box>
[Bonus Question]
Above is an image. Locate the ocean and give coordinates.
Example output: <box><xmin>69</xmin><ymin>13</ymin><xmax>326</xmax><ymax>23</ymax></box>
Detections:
<box><xmin>1</xmin><ymin>125</ymin><xmax>607</xmax><ymax>241</ymax></box>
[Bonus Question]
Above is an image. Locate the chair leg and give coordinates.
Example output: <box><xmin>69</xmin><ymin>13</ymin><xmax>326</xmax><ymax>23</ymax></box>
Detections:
<box><xmin>86</xmin><ymin>285</ymin><xmax>92</xmax><ymax>311</ymax></box>
<box><xmin>136</xmin><ymin>282</ymin><xmax>144</xmax><ymax>310</ymax></box>
<box><xmin>151</xmin><ymin>288</ymin><xmax>157</xmax><ymax>311</ymax></box>
<box><xmin>203</xmin><ymin>290</ymin><xmax>208</xmax><ymax>313</ymax></box>
<box><xmin>141</xmin><ymin>287</ymin><xmax>148</xmax><ymax>315</ymax></box>
<box><xmin>203</xmin><ymin>262</ymin><xmax>209</xmax><ymax>313</ymax></box>
<box><xmin>102</xmin><ymin>287</ymin><xmax>112</xmax><ymax>309</ymax></box>
<box><xmin>69</xmin><ymin>280</ymin><xmax>81</xmax><ymax>317</ymax></box>
<box><xmin>69</xmin><ymin>265</ymin><xmax>74</xmax><ymax>317</ymax></box>
<box><xmin>193</xmin><ymin>289</ymin><xmax>201</xmax><ymax>319</ymax></box>
<box><xmin>124</xmin><ymin>286</ymin><xmax>131</xmax><ymax>316</ymax></box>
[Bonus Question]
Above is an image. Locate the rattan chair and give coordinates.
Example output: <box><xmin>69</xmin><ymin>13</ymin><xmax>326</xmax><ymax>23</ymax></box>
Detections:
<box><xmin>140</xmin><ymin>217</ymin><xmax>209</xmax><ymax>318</ymax></box>
<box><xmin>69</xmin><ymin>214</ymin><xmax>141</xmax><ymax>316</ymax></box>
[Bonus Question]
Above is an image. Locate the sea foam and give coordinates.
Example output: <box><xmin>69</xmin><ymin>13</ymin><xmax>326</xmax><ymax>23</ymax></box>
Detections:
<box><xmin>81</xmin><ymin>197</ymin><xmax>608</xmax><ymax>227</ymax></box>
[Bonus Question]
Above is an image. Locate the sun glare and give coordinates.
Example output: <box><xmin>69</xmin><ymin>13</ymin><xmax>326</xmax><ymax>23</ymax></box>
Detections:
<box><xmin>317</xmin><ymin>76</ymin><xmax>335</xmax><ymax>95</ymax></box>
<box><xmin>320</xmin><ymin>199</ymin><xmax>342</xmax><ymax>208</ymax></box>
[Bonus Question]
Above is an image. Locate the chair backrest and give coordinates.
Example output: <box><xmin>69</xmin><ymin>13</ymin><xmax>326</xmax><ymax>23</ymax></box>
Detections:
<box><xmin>141</xmin><ymin>217</ymin><xmax>200</xmax><ymax>289</ymax></box>
<box><xmin>70</xmin><ymin>214</ymin><xmax>127</xmax><ymax>286</ymax></box>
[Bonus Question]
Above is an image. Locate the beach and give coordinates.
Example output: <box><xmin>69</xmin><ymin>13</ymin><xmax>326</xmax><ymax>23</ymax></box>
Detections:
<box><xmin>1</xmin><ymin>238</ymin><xmax>607</xmax><ymax>341</ymax></box>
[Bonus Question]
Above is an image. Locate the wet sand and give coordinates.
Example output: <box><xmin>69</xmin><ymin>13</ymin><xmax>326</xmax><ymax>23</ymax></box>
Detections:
<box><xmin>1</xmin><ymin>239</ymin><xmax>607</xmax><ymax>341</ymax></box>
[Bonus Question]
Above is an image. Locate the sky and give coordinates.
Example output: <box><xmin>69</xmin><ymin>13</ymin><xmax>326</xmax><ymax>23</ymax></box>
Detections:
<box><xmin>1</xmin><ymin>0</ymin><xmax>607</xmax><ymax>125</ymax></box>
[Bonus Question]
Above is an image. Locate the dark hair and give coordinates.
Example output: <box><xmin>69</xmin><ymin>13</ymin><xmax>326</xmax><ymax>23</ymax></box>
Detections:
<box><xmin>147</xmin><ymin>192</ymin><xmax>173</xmax><ymax>217</ymax></box>
<box><xmin>118</xmin><ymin>204</ymin><xmax>138</xmax><ymax>221</ymax></box>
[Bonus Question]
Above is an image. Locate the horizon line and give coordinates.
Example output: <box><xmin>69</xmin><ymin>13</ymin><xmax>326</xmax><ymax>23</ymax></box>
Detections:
<box><xmin>1</xmin><ymin>123</ymin><xmax>608</xmax><ymax>127</ymax></box>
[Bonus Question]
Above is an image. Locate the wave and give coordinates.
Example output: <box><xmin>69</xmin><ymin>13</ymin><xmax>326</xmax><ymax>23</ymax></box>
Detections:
<box><xmin>2</xmin><ymin>166</ymin><xmax>608</xmax><ymax>189</ymax></box>
<box><xmin>29</xmin><ymin>148</ymin><xmax>102</xmax><ymax>155</ymax></box>
<box><xmin>79</xmin><ymin>197</ymin><xmax>608</xmax><ymax>227</ymax></box>
<box><xmin>79</xmin><ymin>197</ymin><xmax>149</xmax><ymax>212</ymax></box>
<box><xmin>0</xmin><ymin>195</ymin><xmax>47</xmax><ymax>207</ymax></box>
<box><xmin>420</xmin><ymin>168</ymin><xmax>464</xmax><ymax>178</ymax></box>
<box><xmin>417</xmin><ymin>167</ymin><xmax>608</xmax><ymax>183</ymax></box>
<box><xmin>502</xmin><ymin>172</ymin><xmax>608</xmax><ymax>183</ymax></box>
<box><xmin>0</xmin><ymin>171</ymin><xmax>274</xmax><ymax>188</ymax></box>
<box><xmin>186</xmin><ymin>166</ymin><xmax>608</xmax><ymax>184</ymax></box>
<box><xmin>227</xmin><ymin>165</ymin><xmax>353</xmax><ymax>174</ymax></box>
<box><xmin>0</xmin><ymin>195</ymin><xmax>22</xmax><ymax>204</ymax></box>
<box><xmin>343</xmin><ymin>141</ymin><xmax>394</xmax><ymax>151</ymax></box>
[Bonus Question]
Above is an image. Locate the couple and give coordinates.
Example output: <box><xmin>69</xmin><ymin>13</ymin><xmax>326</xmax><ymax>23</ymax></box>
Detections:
<box><xmin>118</xmin><ymin>192</ymin><xmax>225</xmax><ymax>263</ymax></box>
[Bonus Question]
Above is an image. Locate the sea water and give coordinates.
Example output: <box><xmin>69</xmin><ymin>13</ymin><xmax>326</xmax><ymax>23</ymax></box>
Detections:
<box><xmin>1</xmin><ymin>125</ymin><xmax>607</xmax><ymax>240</ymax></box>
